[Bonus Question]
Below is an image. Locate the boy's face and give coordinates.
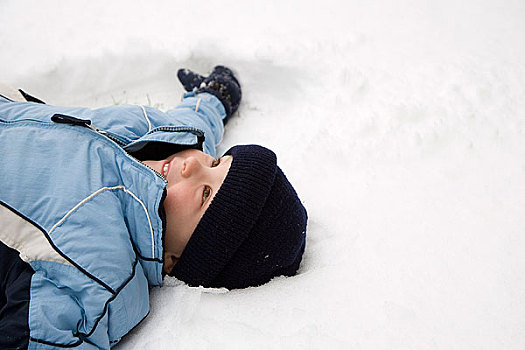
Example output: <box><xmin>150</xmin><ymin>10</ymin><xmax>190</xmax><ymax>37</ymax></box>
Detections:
<box><xmin>143</xmin><ymin>149</ymin><xmax>232</xmax><ymax>274</ymax></box>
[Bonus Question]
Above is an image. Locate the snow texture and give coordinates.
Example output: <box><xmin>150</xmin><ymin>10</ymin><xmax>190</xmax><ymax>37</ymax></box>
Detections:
<box><xmin>1</xmin><ymin>0</ymin><xmax>524</xmax><ymax>348</ymax></box>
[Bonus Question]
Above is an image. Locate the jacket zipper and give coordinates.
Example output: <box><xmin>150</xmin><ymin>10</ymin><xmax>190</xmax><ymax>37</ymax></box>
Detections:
<box><xmin>146</xmin><ymin>125</ymin><xmax>204</xmax><ymax>137</ymax></box>
<box><xmin>140</xmin><ymin>159</ymin><xmax>167</xmax><ymax>183</ymax></box>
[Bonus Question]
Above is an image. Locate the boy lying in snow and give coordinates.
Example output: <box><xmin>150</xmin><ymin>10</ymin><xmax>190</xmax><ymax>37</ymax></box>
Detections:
<box><xmin>0</xmin><ymin>66</ymin><xmax>307</xmax><ymax>349</ymax></box>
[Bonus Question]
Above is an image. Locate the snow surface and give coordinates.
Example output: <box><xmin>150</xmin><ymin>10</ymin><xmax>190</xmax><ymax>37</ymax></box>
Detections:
<box><xmin>1</xmin><ymin>0</ymin><xmax>525</xmax><ymax>348</ymax></box>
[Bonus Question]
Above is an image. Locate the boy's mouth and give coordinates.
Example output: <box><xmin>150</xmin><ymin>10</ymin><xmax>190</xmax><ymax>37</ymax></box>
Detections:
<box><xmin>162</xmin><ymin>162</ymin><xmax>170</xmax><ymax>177</ymax></box>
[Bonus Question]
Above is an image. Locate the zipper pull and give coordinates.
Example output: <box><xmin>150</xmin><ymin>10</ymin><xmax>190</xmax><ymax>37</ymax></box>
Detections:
<box><xmin>51</xmin><ymin>114</ymin><xmax>91</xmax><ymax>127</ymax></box>
<box><xmin>51</xmin><ymin>114</ymin><xmax>107</xmax><ymax>134</ymax></box>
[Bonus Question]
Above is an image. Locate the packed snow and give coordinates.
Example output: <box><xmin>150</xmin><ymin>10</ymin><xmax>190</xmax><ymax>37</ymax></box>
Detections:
<box><xmin>1</xmin><ymin>0</ymin><xmax>524</xmax><ymax>348</ymax></box>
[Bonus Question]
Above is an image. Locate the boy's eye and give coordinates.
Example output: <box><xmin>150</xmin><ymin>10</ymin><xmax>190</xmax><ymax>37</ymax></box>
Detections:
<box><xmin>202</xmin><ymin>186</ymin><xmax>211</xmax><ymax>204</ymax></box>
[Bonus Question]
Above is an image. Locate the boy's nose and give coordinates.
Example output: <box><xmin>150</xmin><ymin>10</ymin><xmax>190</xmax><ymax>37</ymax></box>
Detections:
<box><xmin>181</xmin><ymin>157</ymin><xmax>201</xmax><ymax>178</ymax></box>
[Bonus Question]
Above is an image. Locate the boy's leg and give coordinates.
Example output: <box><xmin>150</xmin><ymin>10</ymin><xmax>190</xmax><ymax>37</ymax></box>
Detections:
<box><xmin>0</xmin><ymin>241</ymin><xmax>33</xmax><ymax>349</ymax></box>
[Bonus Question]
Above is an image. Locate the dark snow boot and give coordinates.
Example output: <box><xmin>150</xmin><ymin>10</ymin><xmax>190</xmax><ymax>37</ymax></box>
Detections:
<box><xmin>177</xmin><ymin>65</ymin><xmax>241</xmax><ymax>122</ymax></box>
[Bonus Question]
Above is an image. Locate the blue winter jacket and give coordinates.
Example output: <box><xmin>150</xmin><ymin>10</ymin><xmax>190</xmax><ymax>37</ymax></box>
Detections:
<box><xmin>0</xmin><ymin>92</ymin><xmax>226</xmax><ymax>349</ymax></box>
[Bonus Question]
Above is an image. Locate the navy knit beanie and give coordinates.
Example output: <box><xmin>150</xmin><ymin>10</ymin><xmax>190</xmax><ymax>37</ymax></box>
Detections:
<box><xmin>170</xmin><ymin>144</ymin><xmax>307</xmax><ymax>289</ymax></box>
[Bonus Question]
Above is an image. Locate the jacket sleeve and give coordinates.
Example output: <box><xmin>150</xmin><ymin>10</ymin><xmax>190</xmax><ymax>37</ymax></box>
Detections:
<box><xmin>0</xmin><ymin>93</ymin><xmax>226</xmax><ymax>158</ymax></box>
<box><xmin>89</xmin><ymin>92</ymin><xmax>226</xmax><ymax>157</ymax></box>
<box><xmin>27</xmin><ymin>264</ymin><xmax>151</xmax><ymax>350</ymax></box>
<box><xmin>27</xmin><ymin>262</ymin><xmax>114</xmax><ymax>350</ymax></box>
<box><xmin>165</xmin><ymin>91</ymin><xmax>227</xmax><ymax>156</ymax></box>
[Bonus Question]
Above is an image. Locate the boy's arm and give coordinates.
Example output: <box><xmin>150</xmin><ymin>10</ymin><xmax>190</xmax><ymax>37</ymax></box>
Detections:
<box><xmin>27</xmin><ymin>274</ymin><xmax>112</xmax><ymax>349</ymax></box>
<box><xmin>0</xmin><ymin>98</ymin><xmax>223</xmax><ymax>158</ymax></box>
<box><xmin>63</xmin><ymin>94</ymin><xmax>226</xmax><ymax>158</ymax></box>
<box><xmin>91</xmin><ymin>65</ymin><xmax>238</xmax><ymax>158</ymax></box>
<box><xmin>27</xmin><ymin>258</ymin><xmax>149</xmax><ymax>349</ymax></box>
<box><xmin>89</xmin><ymin>93</ymin><xmax>226</xmax><ymax>158</ymax></box>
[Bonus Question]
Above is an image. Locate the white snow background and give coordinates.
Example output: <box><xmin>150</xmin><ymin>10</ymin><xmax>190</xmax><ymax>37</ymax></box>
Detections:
<box><xmin>1</xmin><ymin>0</ymin><xmax>525</xmax><ymax>348</ymax></box>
